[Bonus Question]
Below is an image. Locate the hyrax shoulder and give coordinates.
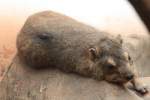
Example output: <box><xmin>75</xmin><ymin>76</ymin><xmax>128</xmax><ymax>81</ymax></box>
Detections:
<box><xmin>17</xmin><ymin>11</ymin><xmax>133</xmax><ymax>83</ymax></box>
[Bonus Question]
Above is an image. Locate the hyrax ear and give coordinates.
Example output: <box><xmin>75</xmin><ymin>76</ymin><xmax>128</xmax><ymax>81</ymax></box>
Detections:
<box><xmin>89</xmin><ymin>47</ymin><xmax>99</xmax><ymax>61</ymax></box>
<box><xmin>116</xmin><ymin>34</ymin><xmax>123</xmax><ymax>44</ymax></box>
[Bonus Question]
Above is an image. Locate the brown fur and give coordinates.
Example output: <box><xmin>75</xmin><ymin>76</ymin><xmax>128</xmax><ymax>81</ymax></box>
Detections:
<box><xmin>17</xmin><ymin>11</ymin><xmax>148</xmax><ymax>94</ymax></box>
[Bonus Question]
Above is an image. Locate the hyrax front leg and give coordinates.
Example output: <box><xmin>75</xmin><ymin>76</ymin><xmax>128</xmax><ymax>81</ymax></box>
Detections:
<box><xmin>131</xmin><ymin>77</ymin><xmax>149</xmax><ymax>95</ymax></box>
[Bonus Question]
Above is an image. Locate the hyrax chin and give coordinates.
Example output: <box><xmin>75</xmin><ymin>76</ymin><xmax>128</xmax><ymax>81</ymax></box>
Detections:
<box><xmin>17</xmin><ymin>11</ymin><xmax>148</xmax><ymax>94</ymax></box>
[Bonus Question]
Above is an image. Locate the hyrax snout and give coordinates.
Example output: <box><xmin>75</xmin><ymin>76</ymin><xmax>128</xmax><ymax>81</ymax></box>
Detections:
<box><xmin>17</xmin><ymin>11</ymin><xmax>148</xmax><ymax>94</ymax></box>
<box><xmin>86</xmin><ymin>38</ymin><xmax>134</xmax><ymax>84</ymax></box>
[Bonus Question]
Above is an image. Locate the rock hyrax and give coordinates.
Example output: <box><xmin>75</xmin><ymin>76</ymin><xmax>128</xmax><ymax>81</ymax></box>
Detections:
<box><xmin>17</xmin><ymin>11</ymin><xmax>148</xmax><ymax>94</ymax></box>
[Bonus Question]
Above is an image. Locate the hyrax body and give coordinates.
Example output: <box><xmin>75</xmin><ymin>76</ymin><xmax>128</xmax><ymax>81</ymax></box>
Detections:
<box><xmin>17</xmin><ymin>11</ymin><xmax>148</xmax><ymax>94</ymax></box>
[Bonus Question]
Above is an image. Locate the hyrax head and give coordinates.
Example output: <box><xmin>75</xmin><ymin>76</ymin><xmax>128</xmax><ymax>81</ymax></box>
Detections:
<box><xmin>88</xmin><ymin>36</ymin><xmax>134</xmax><ymax>84</ymax></box>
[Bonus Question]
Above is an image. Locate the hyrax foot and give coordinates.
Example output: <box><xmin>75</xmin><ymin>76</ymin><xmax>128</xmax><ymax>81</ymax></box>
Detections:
<box><xmin>134</xmin><ymin>83</ymin><xmax>148</xmax><ymax>95</ymax></box>
<box><xmin>131</xmin><ymin>78</ymin><xmax>149</xmax><ymax>95</ymax></box>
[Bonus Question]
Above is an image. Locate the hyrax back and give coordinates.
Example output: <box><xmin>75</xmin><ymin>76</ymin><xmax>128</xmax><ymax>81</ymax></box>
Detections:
<box><xmin>17</xmin><ymin>11</ymin><xmax>134</xmax><ymax>83</ymax></box>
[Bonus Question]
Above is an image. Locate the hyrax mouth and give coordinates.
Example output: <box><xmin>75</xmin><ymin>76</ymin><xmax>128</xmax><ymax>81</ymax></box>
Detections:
<box><xmin>104</xmin><ymin>72</ymin><xmax>135</xmax><ymax>84</ymax></box>
<box><xmin>111</xmin><ymin>74</ymin><xmax>134</xmax><ymax>84</ymax></box>
<box><xmin>112</xmin><ymin>78</ymin><xmax>131</xmax><ymax>84</ymax></box>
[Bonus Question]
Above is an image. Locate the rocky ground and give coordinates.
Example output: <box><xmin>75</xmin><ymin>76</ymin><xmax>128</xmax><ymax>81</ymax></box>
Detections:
<box><xmin>0</xmin><ymin>56</ymin><xmax>149</xmax><ymax>100</ymax></box>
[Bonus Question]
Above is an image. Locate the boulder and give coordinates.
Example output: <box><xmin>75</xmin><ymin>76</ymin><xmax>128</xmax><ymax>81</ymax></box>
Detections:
<box><xmin>0</xmin><ymin>56</ymin><xmax>149</xmax><ymax>100</ymax></box>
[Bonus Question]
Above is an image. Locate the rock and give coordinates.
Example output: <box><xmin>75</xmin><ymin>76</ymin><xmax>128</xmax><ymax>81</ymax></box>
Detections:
<box><xmin>0</xmin><ymin>56</ymin><xmax>149</xmax><ymax>100</ymax></box>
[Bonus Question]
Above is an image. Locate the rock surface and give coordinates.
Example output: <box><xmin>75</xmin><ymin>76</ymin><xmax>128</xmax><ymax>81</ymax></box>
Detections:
<box><xmin>0</xmin><ymin>56</ymin><xmax>149</xmax><ymax>100</ymax></box>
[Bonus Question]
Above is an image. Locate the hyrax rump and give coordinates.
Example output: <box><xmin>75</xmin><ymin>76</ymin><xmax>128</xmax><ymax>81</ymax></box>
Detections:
<box><xmin>17</xmin><ymin>11</ymin><xmax>148</xmax><ymax>94</ymax></box>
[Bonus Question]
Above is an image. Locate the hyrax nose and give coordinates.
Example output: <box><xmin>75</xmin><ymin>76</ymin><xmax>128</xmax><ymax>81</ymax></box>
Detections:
<box><xmin>125</xmin><ymin>74</ymin><xmax>134</xmax><ymax>80</ymax></box>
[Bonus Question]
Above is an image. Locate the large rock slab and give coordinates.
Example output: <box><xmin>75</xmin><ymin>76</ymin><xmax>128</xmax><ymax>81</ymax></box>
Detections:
<box><xmin>0</xmin><ymin>56</ymin><xmax>149</xmax><ymax>100</ymax></box>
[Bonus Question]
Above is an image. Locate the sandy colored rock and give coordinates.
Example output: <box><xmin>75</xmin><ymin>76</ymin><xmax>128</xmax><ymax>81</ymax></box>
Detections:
<box><xmin>0</xmin><ymin>56</ymin><xmax>149</xmax><ymax>100</ymax></box>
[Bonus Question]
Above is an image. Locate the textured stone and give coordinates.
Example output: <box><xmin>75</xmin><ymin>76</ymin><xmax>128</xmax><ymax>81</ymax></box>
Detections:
<box><xmin>0</xmin><ymin>56</ymin><xmax>149</xmax><ymax>100</ymax></box>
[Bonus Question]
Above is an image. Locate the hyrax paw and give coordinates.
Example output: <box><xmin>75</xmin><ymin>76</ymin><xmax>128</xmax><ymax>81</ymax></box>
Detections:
<box><xmin>135</xmin><ymin>84</ymin><xmax>149</xmax><ymax>95</ymax></box>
